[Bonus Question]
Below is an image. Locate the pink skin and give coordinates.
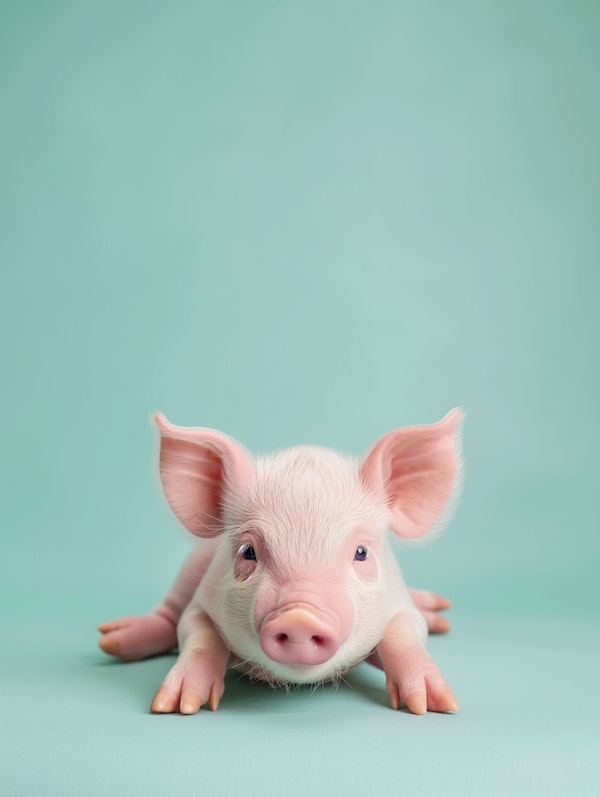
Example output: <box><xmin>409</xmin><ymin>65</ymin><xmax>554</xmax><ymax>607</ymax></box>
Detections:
<box><xmin>98</xmin><ymin>410</ymin><xmax>463</xmax><ymax>714</ymax></box>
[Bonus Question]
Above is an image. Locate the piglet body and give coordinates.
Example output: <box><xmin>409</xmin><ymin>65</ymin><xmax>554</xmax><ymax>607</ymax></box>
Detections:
<box><xmin>99</xmin><ymin>410</ymin><xmax>463</xmax><ymax>714</ymax></box>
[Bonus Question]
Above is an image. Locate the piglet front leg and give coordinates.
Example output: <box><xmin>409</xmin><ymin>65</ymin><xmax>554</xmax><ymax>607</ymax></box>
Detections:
<box><xmin>376</xmin><ymin>612</ymin><xmax>459</xmax><ymax>715</ymax></box>
<box><xmin>151</xmin><ymin>605</ymin><xmax>230</xmax><ymax>714</ymax></box>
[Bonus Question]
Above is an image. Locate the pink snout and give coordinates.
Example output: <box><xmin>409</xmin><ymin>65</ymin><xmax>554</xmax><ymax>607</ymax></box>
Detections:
<box><xmin>259</xmin><ymin>607</ymin><xmax>340</xmax><ymax>667</ymax></box>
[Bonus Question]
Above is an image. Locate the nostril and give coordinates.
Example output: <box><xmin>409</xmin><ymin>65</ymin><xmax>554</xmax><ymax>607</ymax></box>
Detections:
<box><xmin>260</xmin><ymin>609</ymin><xmax>339</xmax><ymax>666</ymax></box>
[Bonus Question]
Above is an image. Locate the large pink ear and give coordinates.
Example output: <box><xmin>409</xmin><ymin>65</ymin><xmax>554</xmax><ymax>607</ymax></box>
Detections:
<box><xmin>360</xmin><ymin>409</ymin><xmax>464</xmax><ymax>539</ymax></box>
<box><xmin>154</xmin><ymin>413</ymin><xmax>253</xmax><ymax>538</ymax></box>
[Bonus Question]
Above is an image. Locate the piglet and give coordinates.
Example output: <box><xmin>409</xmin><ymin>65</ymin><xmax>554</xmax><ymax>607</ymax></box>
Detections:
<box><xmin>98</xmin><ymin>409</ymin><xmax>463</xmax><ymax>715</ymax></box>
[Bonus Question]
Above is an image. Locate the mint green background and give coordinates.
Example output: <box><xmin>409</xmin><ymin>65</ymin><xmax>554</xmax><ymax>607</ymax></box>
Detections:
<box><xmin>2</xmin><ymin>2</ymin><xmax>599</xmax><ymax>795</ymax></box>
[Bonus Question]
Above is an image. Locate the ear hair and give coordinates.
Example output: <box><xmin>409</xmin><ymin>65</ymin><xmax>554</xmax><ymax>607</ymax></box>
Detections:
<box><xmin>360</xmin><ymin>409</ymin><xmax>464</xmax><ymax>539</ymax></box>
<box><xmin>155</xmin><ymin>413</ymin><xmax>253</xmax><ymax>538</ymax></box>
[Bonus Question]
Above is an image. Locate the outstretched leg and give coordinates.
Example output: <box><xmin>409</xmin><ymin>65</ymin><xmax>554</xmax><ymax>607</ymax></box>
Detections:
<box><xmin>376</xmin><ymin>612</ymin><xmax>458</xmax><ymax>714</ymax></box>
<box><xmin>98</xmin><ymin>541</ymin><xmax>218</xmax><ymax>661</ymax></box>
<box><xmin>151</xmin><ymin>605</ymin><xmax>230</xmax><ymax>714</ymax></box>
<box><xmin>409</xmin><ymin>588</ymin><xmax>452</xmax><ymax>634</ymax></box>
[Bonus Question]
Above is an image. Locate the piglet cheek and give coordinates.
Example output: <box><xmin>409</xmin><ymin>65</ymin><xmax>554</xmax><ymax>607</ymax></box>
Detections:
<box><xmin>353</xmin><ymin>556</ymin><xmax>379</xmax><ymax>583</ymax></box>
<box><xmin>233</xmin><ymin>558</ymin><xmax>256</xmax><ymax>580</ymax></box>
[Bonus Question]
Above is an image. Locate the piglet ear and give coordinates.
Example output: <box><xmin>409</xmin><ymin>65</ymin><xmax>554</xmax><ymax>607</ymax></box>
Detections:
<box><xmin>360</xmin><ymin>409</ymin><xmax>464</xmax><ymax>539</ymax></box>
<box><xmin>154</xmin><ymin>413</ymin><xmax>253</xmax><ymax>538</ymax></box>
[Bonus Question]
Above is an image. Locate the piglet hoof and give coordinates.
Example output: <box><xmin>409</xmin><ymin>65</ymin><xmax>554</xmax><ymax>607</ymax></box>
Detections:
<box><xmin>408</xmin><ymin>588</ymin><xmax>452</xmax><ymax>634</ymax></box>
<box><xmin>384</xmin><ymin>645</ymin><xmax>459</xmax><ymax>715</ymax></box>
<box><xmin>97</xmin><ymin>613</ymin><xmax>177</xmax><ymax>662</ymax></box>
<box><xmin>151</xmin><ymin>652</ymin><xmax>226</xmax><ymax>714</ymax></box>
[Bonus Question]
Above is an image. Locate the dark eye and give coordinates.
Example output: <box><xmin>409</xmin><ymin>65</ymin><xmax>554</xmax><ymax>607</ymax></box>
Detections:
<box><xmin>354</xmin><ymin>545</ymin><xmax>368</xmax><ymax>562</ymax></box>
<box><xmin>242</xmin><ymin>544</ymin><xmax>257</xmax><ymax>561</ymax></box>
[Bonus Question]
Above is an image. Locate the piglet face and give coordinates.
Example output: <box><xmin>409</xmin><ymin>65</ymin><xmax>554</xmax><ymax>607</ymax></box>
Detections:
<box><xmin>212</xmin><ymin>446</ymin><xmax>391</xmax><ymax>685</ymax></box>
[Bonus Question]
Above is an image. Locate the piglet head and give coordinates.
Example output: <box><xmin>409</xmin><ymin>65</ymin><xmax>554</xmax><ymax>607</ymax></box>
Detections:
<box><xmin>155</xmin><ymin>410</ymin><xmax>463</xmax><ymax>686</ymax></box>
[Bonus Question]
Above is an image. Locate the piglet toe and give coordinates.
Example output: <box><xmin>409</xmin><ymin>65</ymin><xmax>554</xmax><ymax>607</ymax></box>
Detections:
<box><xmin>209</xmin><ymin>683</ymin><xmax>224</xmax><ymax>711</ymax></box>
<box><xmin>98</xmin><ymin>632</ymin><xmax>121</xmax><ymax>656</ymax></box>
<box><xmin>151</xmin><ymin>686</ymin><xmax>180</xmax><ymax>714</ymax></box>
<box><xmin>153</xmin><ymin>653</ymin><xmax>227</xmax><ymax>714</ymax></box>
<box><xmin>404</xmin><ymin>690</ymin><xmax>428</xmax><ymax>715</ymax></box>
<box><xmin>428</xmin><ymin>591</ymin><xmax>452</xmax><ymax>611</ymax></box>
<box><xmin>97</xmin><ymin>620</ymin><xmax>119</xmax><ymax>633</ymax></box>
<box><xmin>422</xmin><ymin>610</ymin><xmax>451</xmax><ymax>635</ymax></box>
<box><xmin>409</xmin><ymin>589</ymin><xmax>452</xmax><ymax>611</ymax></box>
<box><xmin>98</xmin><ymin>628</ymin><xmax>143</xmax><ymax>662</ymax></box>
<box><xmin>97</xmin><ymin>615</ymin><xmax>177</xmax><ymax>661</ymax></box>
<box><xmin>423</xmin><ymin>668</ymin><xmax>459</xmax><ymax>713</ymax></box>
<box><xmin>180</xmin><ymin>686</ymin><xmax>204</xmax><ymax>715</ymax></box>
<box><xmin>385</xmin><ymin>680</ymin><xmax>401</xmax><ymax>711</ymax></box>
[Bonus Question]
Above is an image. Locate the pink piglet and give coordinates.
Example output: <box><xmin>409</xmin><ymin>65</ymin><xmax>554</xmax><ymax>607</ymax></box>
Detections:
<box><xmin>98</xmin><ymin>409</ymin><xmax>463</xmax><ymax>715</ymax></box>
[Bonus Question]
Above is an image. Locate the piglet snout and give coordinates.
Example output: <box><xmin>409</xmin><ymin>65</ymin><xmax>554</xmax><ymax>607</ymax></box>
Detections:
<box><xmin>259</xmin><ymin>607</ymin><xmax>340</xmax><ymax>666</ymax></box>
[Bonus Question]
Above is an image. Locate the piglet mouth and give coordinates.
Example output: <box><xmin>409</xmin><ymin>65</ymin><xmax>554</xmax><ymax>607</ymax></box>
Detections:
<box><xmin>259</xmin><ymin>603</ymin><xmax>343</xmax><ymax>668</ymax></box>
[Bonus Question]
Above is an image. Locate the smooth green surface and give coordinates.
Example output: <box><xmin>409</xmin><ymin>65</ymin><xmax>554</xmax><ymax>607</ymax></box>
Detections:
<box><xmin>4</xmin><ymin>616</ymin><xmax>600</xmax><ymax>796</ymax></box>
<box><xmin>2</xmin><ymin>2</ymin><xmax>599</xmax><ymax>795</ymax></box>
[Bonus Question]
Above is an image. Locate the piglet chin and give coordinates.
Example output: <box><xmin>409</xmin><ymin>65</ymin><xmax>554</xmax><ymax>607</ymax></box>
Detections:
<box><xmin>238</xmin><ymin>658</ymin><xmax>347</xmax><ymax>688</ymax></box>
<box><xmin>234</xmin><ymin>640</ymin><xmax>366</xmax><ymax>688</ymax></box>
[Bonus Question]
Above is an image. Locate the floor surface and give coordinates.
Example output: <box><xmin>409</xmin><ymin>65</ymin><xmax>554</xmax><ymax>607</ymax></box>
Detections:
<box><xmin>4</xmin><ymin>614</ymin><xmax>599</xmax><ymax>796</ymax></box>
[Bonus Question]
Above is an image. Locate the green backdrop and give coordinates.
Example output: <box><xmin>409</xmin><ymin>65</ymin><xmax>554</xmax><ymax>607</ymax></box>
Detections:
<box><xmin>2</xmin><ymin>2</ymin><xmax>599</xmax><ymax>795</ymax></box>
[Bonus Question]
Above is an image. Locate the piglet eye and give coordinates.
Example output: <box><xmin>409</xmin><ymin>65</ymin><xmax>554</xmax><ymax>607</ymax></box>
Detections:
<box><xmin>354</xmin><ymin>545</ymin><xmax>368</xmax><ymax>562</ymax></box>
<box><xmin>242</xmin><ymin>544</ymin><xmax>257</xmax><ymax>561</ymax></box>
